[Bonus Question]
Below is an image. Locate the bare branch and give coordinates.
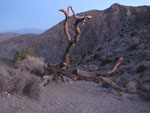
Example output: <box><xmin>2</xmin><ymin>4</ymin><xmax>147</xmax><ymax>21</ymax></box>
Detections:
<box><xmin>41</xmin><ymin>6</ymin><xmax>137</xmax><ymax>95</ymax></box>
<box><xmin>98</xmin><ymin>57</ymin><xmax>123</xmax><ymax>76</ymax></box>
<box><xmin>42</xmin><ymin>65</ymin><xmax>137</xmax><ymax>94</ymax></box>
<box><xmin>100</xmin><ymin>76</ymin><xmax>137</xmax><ymax>94</ymax></box>
<box><xmin>69</xmin><ymin>6</ymin><xmax>84</xmax><ymax>19</ymax></box>
<box><xmin>60</xmin><ymin>6</ymin><xmax>92</xmax><ymax>67</ymax></box>
<box><xmin>59</xmin><ymin>8</ymin><xmax>71</xmax><ymax>41</ymax></box>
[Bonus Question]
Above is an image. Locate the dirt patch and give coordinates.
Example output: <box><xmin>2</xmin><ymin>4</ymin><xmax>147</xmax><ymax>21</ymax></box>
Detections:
<box><xmin>0</xmin><ymin>81</ymin><xmax>149</xmax><ymax>113</ymax></box>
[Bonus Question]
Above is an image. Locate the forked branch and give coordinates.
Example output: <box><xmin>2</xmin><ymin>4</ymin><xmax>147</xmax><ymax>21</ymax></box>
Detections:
<box><xmin>59</xmin><ymin>6</ymin><xmax>92</xmax><ymax>67</ymax></box>
<box><xmin>41</xmin><ymin>6</ymin><xmax>137</xmax><ymax>95</ymax></box>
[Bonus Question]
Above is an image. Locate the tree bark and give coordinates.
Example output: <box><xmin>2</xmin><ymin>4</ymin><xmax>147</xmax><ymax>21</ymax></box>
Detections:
<box><xmin>59</xmin><ymin>6</ymin><xmax>92</xmax><ymax>67</ymax></box>
<box><xmin>41</xmin><ymin>6</ymin><xmax>138</xmax><ymax>94</ymax></box>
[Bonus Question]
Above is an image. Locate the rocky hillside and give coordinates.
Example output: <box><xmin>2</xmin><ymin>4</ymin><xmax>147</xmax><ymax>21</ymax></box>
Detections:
<box><xmin>0</xmin><ymin>33</ymin><xmax>21</xmax><ymax>42</ymax></box>
<box><xmin>0</xmin><ymin>4</ymin><xmax>150</xmax><ymax>62</ymax></box>
<box><xmin>0</xmin><ymin>28</ymin><xmax>46</xmax><ymax>34</ymax></box>
<box><xmin>0</xmin><ymin>4</ymin><xmax>150</xmax><ymax>100</ymax></box>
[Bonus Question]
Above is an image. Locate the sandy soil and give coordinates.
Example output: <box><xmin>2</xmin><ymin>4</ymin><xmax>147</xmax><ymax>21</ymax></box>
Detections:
<box><xmin>0</xmin><ymin>81</ymin><xmax>150</xmax><ymax>113</ymax></box>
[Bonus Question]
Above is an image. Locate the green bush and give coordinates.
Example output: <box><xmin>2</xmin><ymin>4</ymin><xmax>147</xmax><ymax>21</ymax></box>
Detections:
<box><xmin>120</xmin><ymin>34</ymin><xmax>124</xmax><ymax>37</ymax></box>
<box><xmin>93</xmin><ymin>54</ymin><xmax>100</xmax><ymax>60</ymax></box>
<box><xmin>81</xmin><ymin>53</ymin><xmax>86</xmax><ymax>59</ymax></box>
<box><xmin>136</xmin><ymin>65</ymin><xmax>147</xmax><ymax>73</ymax></box>
<box><xmin>14</xmin><ymin>48</ymin><xmax>35</xmax><ymax>61</ymax></box>
<box><xmin>130</xmin><ymin>31</ymin><xmax>138</xmax><ymax>37</ymax></box>
<box><xmin>79</xmin><ymin>59</ymin><xmax>87</xmax><ymax>65</ymax></box>
<box><xmin>70</xmin><ymin>58</ymin><xmax>77</xmax><ymax>64</ymax></box>
<box><xmin>100</xmin><ymin>58</ymin><xmax>112</xmax><ymax>66</ymax></box>
<box><xmin>127</xmin><ymin>44</ymin><xmax>138</xmax><ymax>51</ymax></box>
<box><xmin>87</xmin><ymin>50</ymin><xmax>92</xmax><ymax>56</ymax></box>
<box><xmin>97</xmin><ymin>47</ymin><xmax>103</xmax><ymax>51</ymax></box>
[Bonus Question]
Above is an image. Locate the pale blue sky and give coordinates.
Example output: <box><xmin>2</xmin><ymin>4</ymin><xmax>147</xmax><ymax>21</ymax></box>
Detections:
<box><xmin>0</xmin><ymin>0</ymin><xmax>150</xmax><ymax>31</ymax></box>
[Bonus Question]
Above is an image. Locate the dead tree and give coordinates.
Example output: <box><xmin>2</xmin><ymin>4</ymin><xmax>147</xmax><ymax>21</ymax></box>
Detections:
<box><xmin>41</xmin><ymin>6</ymin><xmax>137</xmax><ymax>94</ymax></box>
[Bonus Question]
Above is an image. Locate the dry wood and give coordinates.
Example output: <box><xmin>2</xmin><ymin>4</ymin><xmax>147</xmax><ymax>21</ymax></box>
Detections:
<box><xmin>41</xmin><ymin>6</ymin><xmax>137</xmax><ymax>94</ymax></box>
<box><xmin>99</xmin><ymin>76</ymin><xmax>137</xmax><ymax>94</ymax></box>
<box><xmin>59</xmin><ymin>6</ymin><xmax>92</xmax><ymax>67</ymax></box>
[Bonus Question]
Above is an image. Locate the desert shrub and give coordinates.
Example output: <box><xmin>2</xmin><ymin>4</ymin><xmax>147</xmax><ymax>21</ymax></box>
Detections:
<box><xmin>143</xmin><ymin>80</ymin><xmax>150</xmax><ymax>84</ymax></box>
<box><xmin>100</xmin><ymin>58</ymin><xmax>112</xmax><ymax>66</ymax></box>
<box><xmin>127</xmin><ymin>44</ymin><xmax>138</xmax><ymax>51</ymax></box>
<box><xmin>93</xmin><ymin>54</ymin><xmax>100</xmax><ymax>60</ymax></box>
<box><xmin>97</xmin><ymin>66</ymin><xmax>105</xmax><ymax>71</ymax></box>
<box><xmin>120</xmin><ymin>34</ymin><xmax>124</xmax><ymax>37</ymax></box>
<box><xmin>108</xmin><ymin>39</ymin><xmax>112</xmax><ymax>42</ymax></box>
<box><xmin>16</xmin><ymin>55</ymin><xmax>46</xmax><ymax>77</ymax></box>
<box><xmin>136</xmin><ymin>65</ymin><xmax>147</xmax><ymax>73</ymax></box>
<box><xmin>79</xmin><ymin>59</ymin><xmax>87</xmax><ymax>65</ymax></box>
<box><xmin>86</xmin><ymin>59</ymin><xmax>90</xmax><ymax>62</ymax></box>
<box><xmin>81</xmin><ymin>53</ymin><xmax>86</xmax><ymax>59</ymax></box>
<box><xmin>0</xmin><ymin>65</ymin><xmax>40</xmax><ymax>99</ymax></box>
<box><xmin>14</xmin><ymin>48</ymin><xmax>35</xmax><ymax>62</ymax></box>
<box><xmin>130</xmin><ymin>31</ymin><xmax>138</xmax><ymax>37</ymax></box>
<box><xmin>136</xmin><ymin>81</ymin><xmax>143</xmax><ymax>90</ymax></box>
<box><xmin>87</xmin><ymin>50</ymin><xmax>92</xmax><ymax>56</ymax></box>
<box><xmin>70</xmin><ymin>58</ymin><xmax>77</xmax><ymax>64</ymax></box>
<box><xmin>97</xmin><ymin>47</ymin><xmax>103</xmax><ymax>51</ymax></box>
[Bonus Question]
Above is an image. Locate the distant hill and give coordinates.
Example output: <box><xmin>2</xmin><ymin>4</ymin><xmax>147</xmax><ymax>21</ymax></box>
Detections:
<box><xmin>0</xmin><ymin>33</ymin><xmax>21</xmax><ymax>42</ymax></box>
<box><xmin>0</xmin><ymin>28</ymin><xmax>46</xmax><ymax>34</ymax></box>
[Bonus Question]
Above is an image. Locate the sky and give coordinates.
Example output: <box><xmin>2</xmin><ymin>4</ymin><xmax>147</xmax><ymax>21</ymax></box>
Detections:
<box><xmin>0</xmin><ymin>0</ymin><xmax>150</xmax><ymax>31</ymax></box>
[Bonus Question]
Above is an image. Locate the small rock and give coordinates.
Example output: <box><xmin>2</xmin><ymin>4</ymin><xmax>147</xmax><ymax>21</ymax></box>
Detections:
<box><xmin>126</xmin><ymin>80</ymin><xmax>138</xmax><ymax>91</ymax></box>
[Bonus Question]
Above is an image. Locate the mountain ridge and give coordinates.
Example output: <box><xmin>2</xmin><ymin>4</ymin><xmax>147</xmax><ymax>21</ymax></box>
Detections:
<box><xmin>0</xmin><ymin>32</ymin><xmax>21</xmax><ymax>42</ymax></box>
<box><xmin>0</xmin><ymin>28</ymin><xmax>46</xmax><ymax>34</ymax></box>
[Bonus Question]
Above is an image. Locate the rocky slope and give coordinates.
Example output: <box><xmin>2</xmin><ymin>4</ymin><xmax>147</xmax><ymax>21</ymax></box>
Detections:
<box><xmin>0</xmin><ymin>3</ymin><xmax>150</xmax><ymax>100</ymax></box>
<box><xmin>0</xmin><ymin>28</ymin><xmax>45</xmax><ymax>34</ymax></box>
<box><xmin>0</xmin><ymin>4</ymin><xmax>150</xmax><ymax>62</ymax></box>
<box><xmin>0</xmin><ymin>33</ymin><xmax>21</xmax><ymax>42</ymax></box>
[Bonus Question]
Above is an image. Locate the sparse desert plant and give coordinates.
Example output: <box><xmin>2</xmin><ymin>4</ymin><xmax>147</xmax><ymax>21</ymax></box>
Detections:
<box><xmin>100</xmin><ymin>58</ymin><xmax>112</xmax><ymax>66</ymax></box>
<box><xmin>130</xmin><ymin>31</ymin><xmax>138</xmax><ymax>37</ymax></box>
<box><xmin>70</xmin><ymin>58</ymin><xmax>77</xmax><ymax>64</ymax></box>
<box><xmin>81</xmin><ymin>53</ymin><xmax>87</xmax><ymax>59</ymax></box>
<box><xmin>120</xmin><ymin>34</ymin><xmax>124</xmax><ymax>37</ymax></box>
<box><xmin>0</xmin><ymin>64</ymin><xmax>40</xmax><ymax>99</ymax></box>
<box><xmin>97</xmin><ymin>66</ymin><xmax>105</xmax><ymax>71</ymax></box>
<box><xmin>79</xmin><ymin>59</ymin><xmax>87</xmax><ymax>65</ymax></box>
<box><xmin>136</xmin><ymin>65</ymin><xmax>147</xmax><ymax>73</ymax></box>
<box><xmin>14</xmin><ymin>48</ymin><xmax>46</xmax><ymax>76</ymax></box>
<box><xmin>97</xmin><ymin>47</ymin><xmax>103</xmax><ymax>51</ymax></box>
<box><xmin>16</xmin><ymin>55</ymin><xmax>46</xmax><ymax>76</ymax></box>
<box><xmin>93</xmin><ymin>53</ymin><xmax>100</xmax><ymax>60</ymax></box>
<box><xmin>127</xmin><ymin>44</ymin><xmax>138</xmax><ymax>51</ymax></box>
<box><xmin>87</xmin><ymin>50</ymin><xmax>92</xmax><ymax>56</ymax></box>
<box><xmin>14</xmin><ymin>48</ymin><xmax>35</xmax><ymax>62</ymax></box>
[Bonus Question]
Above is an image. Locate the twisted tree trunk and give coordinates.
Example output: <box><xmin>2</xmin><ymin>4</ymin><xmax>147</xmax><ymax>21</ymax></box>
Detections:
<box><xmin>41</xmin><ymin>6</ymin><xmax>137</xmax><ymax>94</ymax></box>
